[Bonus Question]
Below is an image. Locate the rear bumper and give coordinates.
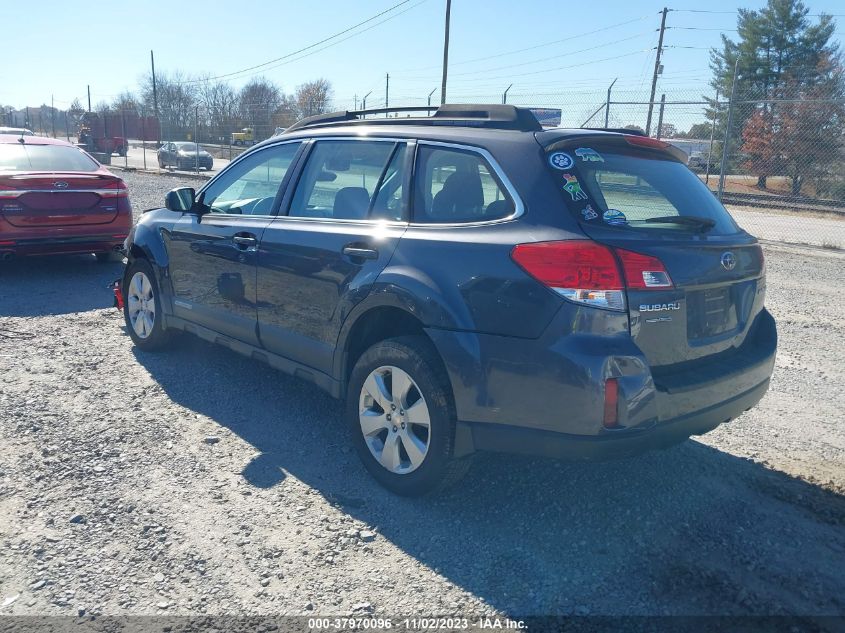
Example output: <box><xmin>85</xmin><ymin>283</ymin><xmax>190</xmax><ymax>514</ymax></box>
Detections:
<box><xmin>464</xmin><ymin>377</ymin><xmax>770</xmax><ymax>460</ymax></box>
<box><xmin>0</xmin><ymin>234</ymin><xmax>127</xmax><ymax>257</ymax></box>
<box><xmin>427</xmin><ymin>307</ymin><xmax>776</xmax><ymax>459</ymax></box>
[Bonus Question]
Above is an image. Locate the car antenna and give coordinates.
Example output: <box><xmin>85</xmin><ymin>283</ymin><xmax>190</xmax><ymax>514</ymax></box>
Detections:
<box><xmin>17</xmin><ymin>132</ymin><xmax>25</xmax><ymax>144</ymax></box>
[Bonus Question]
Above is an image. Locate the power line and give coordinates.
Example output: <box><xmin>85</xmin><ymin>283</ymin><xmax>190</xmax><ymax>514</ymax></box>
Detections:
<box><xmin>402</xmin><ymin>49</ymin><xmax>653</xmax><ymax>86</ymax></box>
<box><xmin>669</xmin><ymin>26</ymin><xmax>739</xmax><ymax>32</ymax></box>
<box><xmin>422</xmin><ymin>31</ymin><xmax>654</xmax><ymax>80</ymax></box>
<box><xmin>396</xmin><ymin>34</ymin><xmax>652</xmax><ymax>82</ymax></box>
<box><xmin>225</xmin><ymin>0</ymin><xmax>428</xmax><ymax>83</ymax></box>
<box><xmin>181</xmin><ymin>0</ymin><xmax>418</xmax><ymax>84</ymax></box>
<box><xmin>671</xmin><ymin>8</ymin><xmax>845</xmax><ymax>17</ymax></box>
<box><xmin>398</xmin><ymin>14</ymin><xmax>654</xmax><ymax>73</ymax></box>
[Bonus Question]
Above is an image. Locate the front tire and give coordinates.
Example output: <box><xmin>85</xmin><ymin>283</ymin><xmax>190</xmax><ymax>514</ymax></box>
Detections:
<box><xmin>123</xmin><ymin>258</ymin><xmax>171</xmax><ymax>351</ymax></box>
<box><xmin>346</xmin><ymin>336</ymin><xmax>467</xmax><ymax>496</ymax></box>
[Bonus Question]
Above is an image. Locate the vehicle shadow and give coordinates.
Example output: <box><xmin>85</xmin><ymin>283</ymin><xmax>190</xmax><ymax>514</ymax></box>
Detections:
<box><xmin>0</xmin><ymin>255</ymin><xmax>122</xmax><ymax>317</ymax></box>
<box><xmin>133</xmin><ymin>335</ymin><xmax>845</xmax><ymax>617</ymax></box>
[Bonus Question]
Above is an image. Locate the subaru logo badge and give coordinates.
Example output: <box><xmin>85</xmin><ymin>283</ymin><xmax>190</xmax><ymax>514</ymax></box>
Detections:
<box><xmin>53</xmin><ymin>181</ymin><xmax>69</xmax><ymax>189</ymax></box>
<box><xmin>721</xmin><ymin>251</ymin><xmax>736</xmax><ymax>271</ymax></box>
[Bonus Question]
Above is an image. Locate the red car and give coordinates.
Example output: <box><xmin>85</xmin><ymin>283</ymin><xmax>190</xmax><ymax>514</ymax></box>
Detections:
<box><xmin>0</xmin><ymin>135</ymin><xmax>131</xmax><ymax>262</ymax></box>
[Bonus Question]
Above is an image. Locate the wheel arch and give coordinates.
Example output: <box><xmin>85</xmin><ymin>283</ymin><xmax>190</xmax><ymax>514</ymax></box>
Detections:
<box><xmin>335</xmin><ymin>303</ymin><xmax>433</xmax><ymax>393</ymax></box>
<box><xmin>124</xmin><ymin>223</ymin><xmax>172</xmax><ymax>308</ymax></box>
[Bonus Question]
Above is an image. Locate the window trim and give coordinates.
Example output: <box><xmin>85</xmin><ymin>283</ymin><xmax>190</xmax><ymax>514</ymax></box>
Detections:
<box><xmin>194</xmin><ymin>139</ymin><xmax>306</xmax><ymax>218</ymax></box>
<box><xmin>408</xmin><ymin>140</ymin><xmax>524</xmax><ymax>228</ymax></box>
<box><xmin>277</xmin><ymin>136</ymin><xmax>412</xmax><ymax>226</ymax></box>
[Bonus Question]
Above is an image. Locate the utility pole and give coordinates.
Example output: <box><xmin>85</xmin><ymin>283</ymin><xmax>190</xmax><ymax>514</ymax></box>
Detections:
<box><xmin>705</xmin><ymin>88</ymin><xmax>719</xmax><ymax>185</ymax></box>
<box><xmin>362</xmin><ymin>91</ymin><xmax>372</xmax><ymax>114</ymax></box>
<box><xmin>604</xmin><ymin>78</ymin><xmax>618</xmax><ymax>128</ymax></box>
<box><xmin>502</xmin><ymin>84</ymin><xmax>513</xmax><ymax>104</ymax></box>
<box><xmin>440</xmin><ymin>0</ymin><xmax>451</xmax><ymax>105</ymax></box>
<box><xmin>194</xmin><ymin>106</ymin><xmax>199</xmax><ymax>173</ymax></box>
<box><xmin>150</xmin><ymin>51</ymin><xmax>159</xmax><ymax>133</ymax></box>
<box><xmin>645</xmin><ymin>7</ymin><xmax>668</xmax><ymax>136</ymax></box>
<box><xmin>656</xmin><ymin>94</ymin><xmax>667</xmax><ymax>139</ymax></box>
<box><xmin>354</xmin><ymin>94</ymin><xmax>358</xmax><ymax>110</ymax></box>
<box><xmin>51</xmin><ymin>95</ymin><xmax>56</xmax><ymax>138</ymax></box>
<box><xmin>385</xmin><ymin>73</ymin><xmax>389</xmax><ymax>116</ymax></box>
<box><xmin>87</xmin><ymin>85</ymin><xmax>92</xmax><ymax>112</ymax></box>
<box><xmin>427</xmin><ymin>87</ymin><xmax>437</xmax><ymax>107</ymax></box>
<box><xmin>718</xmin><ymin>57</ymin><xmax>740</xmax><ymax>201</ymax></box>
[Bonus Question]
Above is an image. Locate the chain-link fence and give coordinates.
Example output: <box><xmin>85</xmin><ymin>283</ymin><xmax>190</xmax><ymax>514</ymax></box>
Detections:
<box><xmin>31</xmin><ymin>85</ymin><xmax>844</xmax><ymax>249</ymax></box>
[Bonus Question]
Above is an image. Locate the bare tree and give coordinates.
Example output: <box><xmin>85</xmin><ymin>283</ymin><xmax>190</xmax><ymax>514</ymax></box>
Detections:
<box><xmin>295</xmin><ymin>79</ymin><xmax>333</xmax><ymax>119</ymax></box>
<box><xmin>238</xmin><ymin>77</ymin><xmax>281</xmax><ymax>140</ymax></box>
<box><xmin>197</xmin><ymin>76</ymin><xmax>238</xmax><ymax>142</ymax></box>
<box><xmin>269</xmin><ymin>94</ymin><xmax>297</xmax><ymax>129</ymax></box>
<box><xmin>112</xmin><ymin>91</ymin><xmax>140</xmax><ymax>116</ymax></box>
<box><xmin>139</xmin><ymin>70</ymin><xmax>199</xmax><ymax>140</ymax></box>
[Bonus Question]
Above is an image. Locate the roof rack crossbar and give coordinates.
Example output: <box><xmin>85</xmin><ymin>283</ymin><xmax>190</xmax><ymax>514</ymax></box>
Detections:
<box><xmin>284</xmin><ymin>104</ymin><xmax>543</xmax><ymax>134</ymax></box>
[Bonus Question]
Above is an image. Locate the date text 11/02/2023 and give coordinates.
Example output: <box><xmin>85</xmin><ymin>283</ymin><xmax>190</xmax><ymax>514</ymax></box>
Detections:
<box><xmin>307</xmin><ymin>617</ymin><xmax>527</xmax><ymax>630</ymax></box>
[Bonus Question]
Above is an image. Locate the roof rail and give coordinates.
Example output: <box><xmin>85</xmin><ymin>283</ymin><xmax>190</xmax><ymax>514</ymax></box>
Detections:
<box><xmin>582</xmin><ymin>127</ymin><xmax>648</xmax><ymax>136</ymax></box>
<box><xmin>283</xmin><ymin>104</ymin><xmax>543</xmax><ymax>134</ymax></box>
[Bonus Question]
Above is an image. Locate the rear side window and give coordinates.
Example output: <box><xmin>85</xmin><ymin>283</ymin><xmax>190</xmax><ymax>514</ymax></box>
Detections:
<box><xmin>289</xmin><ymin>140</ymin><xmax>400</xmax><ymax>220</ymax></box>
<box><xmin>0</xmin><ymin>144</ymin><xmax>99</xmax><ymax>172</ymax></box>
<box><xmin>547</xmin><ymin>143</ymin><xmax>739</xmax><ymax>235</ymax></box>
<box><xmin>413</xmin><ymin>145</ymin><xmax>514</xmax><ymax>223</ymax></box>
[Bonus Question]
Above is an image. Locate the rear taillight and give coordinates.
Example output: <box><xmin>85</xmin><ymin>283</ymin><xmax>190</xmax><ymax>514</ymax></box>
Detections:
<box><xmin>100</xmin><ymin>179</ymin><xmax>128</xmax><ymax>198</ymax></box>
<box><xmin>0</xmin><ymin>184</ymin><xmax>22</xmax><ymax>200</ymax></box>
<box><xmin>510</xmin><ymin>241</ymin><xmax>673</xmax><ymax>311</ymax></box>
<box><xmin>616</xmin><ymin>248</ymin><xmax>673</xmax><ymax>289</ymax></box>
<box><xmin>511</xmin><ymin>241</ymin><xmax>626</xmax><ymax>311</ymax></box>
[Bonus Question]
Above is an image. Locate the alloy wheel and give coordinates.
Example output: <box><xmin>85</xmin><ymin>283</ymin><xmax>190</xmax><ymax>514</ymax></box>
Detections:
<box><xmin>126</xmin><ymin>271</ymin><xmax>156</xmax><ymax>340</ymax></box>
<box><xmin>359</xmin><ymin>365</ymin><xmax>431</xmax><ymax>474</ymax></box>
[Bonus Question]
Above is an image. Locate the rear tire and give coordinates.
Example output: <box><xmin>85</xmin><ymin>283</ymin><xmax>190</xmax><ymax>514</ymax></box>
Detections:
<box><xmin>123</xmin><ymin>258</ymin><xmax>171</xmax><ymax>351</ymax></box>
<box><xmin>346</xmin><ymin>335</ymin><xmax>469</xmax><ymax>496</ymax></box>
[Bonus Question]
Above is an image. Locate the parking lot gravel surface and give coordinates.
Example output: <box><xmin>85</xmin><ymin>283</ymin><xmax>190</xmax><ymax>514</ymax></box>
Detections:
<box><xmin>0</xmin><ymin>170</ymin><xmax>843</xmax><ymax>618</ymax></box>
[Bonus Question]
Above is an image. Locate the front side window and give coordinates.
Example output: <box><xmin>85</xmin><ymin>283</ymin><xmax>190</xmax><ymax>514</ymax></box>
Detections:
<box><xmin>288</xmin><ymin>140</ymin><xmax>401</xmax><ymax>220</ymax></box>
<box><xmin>413</xmin><ymin>145</ymin><xmax>514</xmax><ymax>224</ymax></box>
<box><xmin>200</xmin><ymin>142</ymin><xmax>301</xmax><ymax>215</ymax></box>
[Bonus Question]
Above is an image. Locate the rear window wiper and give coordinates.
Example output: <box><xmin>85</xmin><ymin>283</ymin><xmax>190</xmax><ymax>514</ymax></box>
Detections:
<box><xmin>628</xmin><ymin>215</ymin><xmax>716</xmax><ymax>232</ymax></box>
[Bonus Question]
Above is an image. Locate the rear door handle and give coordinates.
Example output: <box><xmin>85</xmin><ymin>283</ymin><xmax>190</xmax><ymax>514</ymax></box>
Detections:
<box><xmin>342</xmin><ymin>245</ymin><xmax>378</xmax><ymax>260</ymax></box>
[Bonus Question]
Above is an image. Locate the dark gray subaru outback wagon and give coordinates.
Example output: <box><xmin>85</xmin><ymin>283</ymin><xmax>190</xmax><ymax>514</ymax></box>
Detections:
<box><xmin>120</xmin><ymin>105</ymin><xmax>776</xmax><ymax>495</ymax></box>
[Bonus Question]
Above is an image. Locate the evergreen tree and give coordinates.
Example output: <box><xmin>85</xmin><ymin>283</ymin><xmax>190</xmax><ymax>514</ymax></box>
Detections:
<box><xmin>707</xmin><ymin>0</ymin><xmax>842</xmax><ymax>191</ymax></box>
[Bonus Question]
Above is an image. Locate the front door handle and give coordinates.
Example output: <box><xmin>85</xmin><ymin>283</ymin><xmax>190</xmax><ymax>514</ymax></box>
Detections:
<box><xmin>342</xmin><ymin>245</ymin><xmax>378</xmax><ymax>260</ymax></box>
<box><xmin>233</xmin><ymin>234</ymin><xmax>257</xmax><ymax>250</ymax></box>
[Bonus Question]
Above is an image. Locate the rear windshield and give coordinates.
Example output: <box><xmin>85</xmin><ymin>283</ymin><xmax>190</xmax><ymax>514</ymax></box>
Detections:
<box><xmin>0</xmin><ymin>143</ymin><xmax>99</xmax><ymax>172</ymax></box>
<box><xmin>546</xmin><ymin>143</ymin><xmax>739</xmax><ymax>235</ymax></box>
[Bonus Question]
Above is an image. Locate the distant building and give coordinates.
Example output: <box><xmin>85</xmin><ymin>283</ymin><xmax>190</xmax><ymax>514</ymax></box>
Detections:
<box><xmin>667</xmin><ymin>138</ymin><xmax>712</xmax><ymax>158</ymax></box>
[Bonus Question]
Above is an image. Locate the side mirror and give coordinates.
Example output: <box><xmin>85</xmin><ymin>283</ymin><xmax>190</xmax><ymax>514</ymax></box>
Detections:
<box><xmin>165</xmin><ymin>187</ymin><xmax>196</xmax><ymax>212</ymax></box>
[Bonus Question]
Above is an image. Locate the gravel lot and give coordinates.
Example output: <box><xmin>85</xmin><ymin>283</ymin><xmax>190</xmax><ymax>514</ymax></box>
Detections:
<box><xmin>0</xmin><ymin>170</ymin><xmax>843</xmax><ymax>618</ymax></box>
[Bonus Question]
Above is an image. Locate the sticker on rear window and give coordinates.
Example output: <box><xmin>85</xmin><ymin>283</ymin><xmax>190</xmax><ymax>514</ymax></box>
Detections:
<box><xmin>603</xmin><ymin>209</ymin><xmax>627</xmax><ymax>225</ymax></box>
<box><xmin>581</xmin><ymin>204</ymin><xmax>598</xmax><ymax>221</ymax></box>
<box><xmin>575</xmin><ymin>147</ymin><xmax>604</xmax><ymax>162</ymax></box>
<box><xmin>561</xmin><ymin>174</ymin><xmax>588</xmax><ymax>201</ymax></box>
<box><xmin>549</xmin><ymin>152</ymin><xmax>574</xmax><ymax>170</ymax></box>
